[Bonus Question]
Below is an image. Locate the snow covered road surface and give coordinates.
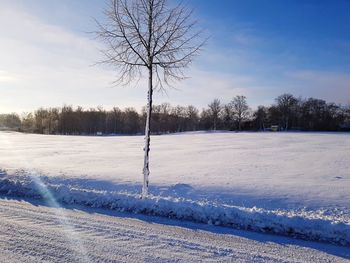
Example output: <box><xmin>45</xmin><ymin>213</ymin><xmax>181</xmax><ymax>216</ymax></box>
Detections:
<box><xmin>0</xmin><ymin>197</ymin><xmax>349</xmax><ymax>263</ymax></box>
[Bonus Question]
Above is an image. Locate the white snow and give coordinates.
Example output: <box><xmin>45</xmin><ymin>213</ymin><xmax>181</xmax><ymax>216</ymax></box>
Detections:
<box><xmin>1</xmin><ymin>198</ymin><xmax>349</xmax><ymax>262</ymax></box>
<box><xmin>0</xmin><ymin>131</ymin><xmax>350</xmax><ymax>245</ymax></box>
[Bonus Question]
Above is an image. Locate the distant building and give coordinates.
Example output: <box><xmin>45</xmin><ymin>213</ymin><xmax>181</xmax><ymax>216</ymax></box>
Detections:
<box><xmin>271</xmin><ymin>125</ymin><xmax>279</xmax><ymax>132</ymax></box>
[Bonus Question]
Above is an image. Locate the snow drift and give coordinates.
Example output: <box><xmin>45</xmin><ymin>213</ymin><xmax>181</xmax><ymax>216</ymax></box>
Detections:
<box><xmin>1</xmin><ymin>170</ymin><xmax>349</xmax><ymax>246</ymax></box>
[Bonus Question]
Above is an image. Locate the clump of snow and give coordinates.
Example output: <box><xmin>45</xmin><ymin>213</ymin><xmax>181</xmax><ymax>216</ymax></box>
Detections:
<box><xmin>168</xmin><ymin>183</ymin><xmax>194</xmax><ymax>195</ymax></box>
<box><xmin>0</xmin><ymin>170</ymin><xmax>349</xmax><ymax>246</ymax></box>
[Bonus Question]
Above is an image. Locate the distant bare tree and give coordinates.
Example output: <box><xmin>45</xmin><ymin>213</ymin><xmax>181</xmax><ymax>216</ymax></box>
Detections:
<box><xmin>208</xmin><ymin>99</ymin><xmax>221</xmax><ymax>130</ymax></box>
<box><xmin>0</xmin><ymin>113</ymin><xmax>21</xmax><ymax>130</ymax></box>
<box><xmin>186</xmin><ymin>105</ymin><xmax>199</xmax><ymax>131</ymax></box>
<box><xmin>222</xmin><ymin>103</ymin><xmax>234</xmax><ymax>130</ymax></box>
<box><xmin>253</xmin><ymin>105</ymin><xmax>268</xmax><ymax>131</ymax></box>
<box><xmin>346</xmin><ymin>103</ymin><xmax>350</xmax><ymax>118</ymax></box>
<box><xmin>95</xmin><ymin>0</ymin><xmax>204</xmax><ymax>197</ymax></box>
<box><xmin>112</xmin><ymin>107</ymin><xmax>122</xmax><ymax>134</ymax></box>
<box><xmin>275</xmin><ymin>93</ymin><xmax>297</xmax><ymax>130</ymax></box>
<box><xmin>231</xmin><ymin>95</ymin><xmax>249</xmax><ymax>131</ymax></box>
<box><xmin>20</xmin><ymin>113</ymin><xmax>35</xmax><ymax>133</ymax></box>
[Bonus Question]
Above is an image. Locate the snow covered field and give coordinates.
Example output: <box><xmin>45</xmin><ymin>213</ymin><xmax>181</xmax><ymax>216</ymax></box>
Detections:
<box><xmin>0</xmin><ymin>131</ymin><xmax>350</xmax><ymax>245</ymax></box>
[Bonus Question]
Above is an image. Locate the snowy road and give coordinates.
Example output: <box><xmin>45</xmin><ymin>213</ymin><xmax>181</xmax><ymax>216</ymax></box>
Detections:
<box><xmin>0</xmin><ymin>198</ymin><xmax>349</xmax><ymax>263</ymax></box>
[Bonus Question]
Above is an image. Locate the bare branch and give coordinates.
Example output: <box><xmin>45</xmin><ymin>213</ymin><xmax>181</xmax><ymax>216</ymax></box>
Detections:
<box><xmin>94</xmin><ymin>0</ymin><xmax>205</xmax><ymax>197</ymax></box>
<box><xmin>95</xmin><ymin>0</ymin><xmax>205</xmax><ymax>89</ymax></box>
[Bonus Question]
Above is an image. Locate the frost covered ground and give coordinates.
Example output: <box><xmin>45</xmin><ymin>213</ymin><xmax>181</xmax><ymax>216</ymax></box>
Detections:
<box><xmin>0</xmin><ymin>131</ymin><xmax>350</xmax><ymax>246</ymax></box>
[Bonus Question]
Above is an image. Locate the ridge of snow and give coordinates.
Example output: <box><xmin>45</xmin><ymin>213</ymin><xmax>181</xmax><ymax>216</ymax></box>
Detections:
<box><xmin>1</xmin><ymin>171</ymin><xmax>349</xmax><ymax>246</ymax></box>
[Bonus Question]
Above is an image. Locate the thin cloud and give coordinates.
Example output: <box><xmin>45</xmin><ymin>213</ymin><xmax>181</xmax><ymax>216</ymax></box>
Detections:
<box><xmin>286</xmin><ymin>70</ymin><xmax>350</xmax><ymax>104</ymax></box>
<box><xmin>0</xmin><ymin>70</ymin><xmax>17</xmax><ymax>83</ymax></box>
<box><xmin>0</xmin><ymin>1</ymin><xmax>348</xmax><ymax>113</ymax></box>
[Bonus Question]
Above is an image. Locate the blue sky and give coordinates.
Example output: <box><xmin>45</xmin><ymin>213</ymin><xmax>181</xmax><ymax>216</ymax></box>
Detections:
<box><xmin>0</xmin><ymin>0</ymin><xmax>349</xmax><ymax>113</ymax></box>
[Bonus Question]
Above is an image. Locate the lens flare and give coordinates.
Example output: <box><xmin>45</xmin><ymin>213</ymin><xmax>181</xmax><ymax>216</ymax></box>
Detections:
<box><xmin>0</xmin><ymin>131</ymin><xmax>91</xmax><ymax>262</ymax></box>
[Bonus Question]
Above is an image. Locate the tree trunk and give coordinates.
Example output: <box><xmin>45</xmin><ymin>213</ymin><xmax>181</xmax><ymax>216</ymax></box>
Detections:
<box><xmin>142</xmin><ymin>67</ymin><xmax>153</xmax><ymax>198</ymax></box>
<box><xmin>114</xmin><ymin>119</ymin><xmax>117</xmax><ymax>134</ymax></box>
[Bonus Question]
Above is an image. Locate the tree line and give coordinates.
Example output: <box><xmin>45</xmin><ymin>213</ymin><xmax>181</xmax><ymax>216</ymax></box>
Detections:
<box><xmin>1</xmin><ymin>94</ymin><xmax>349</xmax><ymax>134</ymax></box>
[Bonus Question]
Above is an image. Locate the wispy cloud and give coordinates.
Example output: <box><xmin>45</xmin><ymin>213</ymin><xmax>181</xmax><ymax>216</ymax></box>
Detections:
<box><xmin>0</xmin><ymin>1</ymin><xmax>271</xmax><ymax>112</ymax></box>
<box><xmin>0</xmin><ymin>2</ymin><xmax>118</xmax><ymax>112</ymax></box>
<box><xmin>0</xmin><ymin>1</ymin><xmax>348</xmax><ymax>113</ymax></box>
<box><xmin>231</xmin><ymin>28</ymin><xmax>264</xmax><ymax>47</ymax></box>
<box><xmin>0</xmin><ymin>70</ymin><xmax>17</xmax><ymax>83</ymax></box>
<box><xmin>286</xmin><ymin>70</ymin><xmax>350</xmax><ymax>104</ymax></box>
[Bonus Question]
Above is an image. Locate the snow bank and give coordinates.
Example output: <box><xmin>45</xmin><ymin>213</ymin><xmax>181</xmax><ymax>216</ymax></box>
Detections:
<box><xmin>1</xmin><ymin>171</ymin><xmax>349</xmax><ymax>246</ymax></box>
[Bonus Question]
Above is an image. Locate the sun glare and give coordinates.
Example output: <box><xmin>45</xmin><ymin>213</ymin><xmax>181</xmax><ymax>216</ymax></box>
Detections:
<box><xmin>0</xmin><ymin>133</ymin><xmax>91</xmax><ymax>262</ymax></box>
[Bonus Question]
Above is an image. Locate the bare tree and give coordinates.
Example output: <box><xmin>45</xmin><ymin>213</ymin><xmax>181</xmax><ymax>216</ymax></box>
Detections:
<box><xmin>222</xmin><ymin>103</ymin><xmax>234</xmax><ymax>130</ymax></box>
<box><xmin>208</xmin><ymin>99</ymin><xmax>221</xmax><ymax>130</ymax></box>
<box><xmin>95</xmin><ymin>0</ymin><xmax>204</xmax><ymax>197</ymax></box>
<box><xmin>275</xmin><ymin>93</ymin><xmax>297</xmax><ymax>130</ymax></box>
<box><xmin>231</xmin><ymin>95</ymin><xmax>250</xmax><ymax>131</ymax></box>
<box><xmin>186</xmin><ymin>105</ymin><xmax>199</xmax><ymax>131</ymax></box>
<box><xmin>253</xmin><ymin>105</ymin><xmax>268</xmax><ymax>131</ymax></box>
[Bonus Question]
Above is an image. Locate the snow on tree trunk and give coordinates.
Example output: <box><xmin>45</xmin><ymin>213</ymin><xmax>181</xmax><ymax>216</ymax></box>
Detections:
<box><xmin>142</xmin><ymin>67</ymin><xmax>153</xmax><ymax>198</ymax></box>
